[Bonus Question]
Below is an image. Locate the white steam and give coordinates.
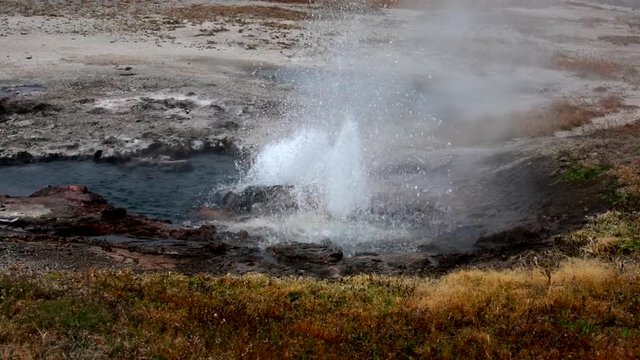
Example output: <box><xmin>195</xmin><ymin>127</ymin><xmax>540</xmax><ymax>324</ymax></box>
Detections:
<box><xmin>246</xmin><ymin>118</ymin><xmax>367</xmax><ymax>219</ymax></box>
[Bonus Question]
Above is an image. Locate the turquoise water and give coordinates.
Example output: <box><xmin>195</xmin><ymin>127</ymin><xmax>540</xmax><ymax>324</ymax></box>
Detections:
<box><xmin>0</xmin><ymin>154</ymin><xmax>238</xmax><ymax>221</ymax></box>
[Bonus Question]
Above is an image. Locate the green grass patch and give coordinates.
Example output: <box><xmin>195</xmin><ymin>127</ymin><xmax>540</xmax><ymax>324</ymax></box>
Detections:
<box><xmin>23</xmin><ymin>299</ymin><xmax>112</xmax><ymax>332</ymax></box>
<box><xmin>560</xmin><ymin>163</ymin><xmax>610</xmax><ymax>184</ymax></box>
<box><xmin>561</xmin><ymin>211</ymin><xmax>640</xmax><ymax>256</ymax></box>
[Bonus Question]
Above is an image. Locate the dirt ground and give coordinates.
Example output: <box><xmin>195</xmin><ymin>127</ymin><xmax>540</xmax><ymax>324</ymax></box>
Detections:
<box><xmin>1</xmin><ymin>0</ymin><xmax>640</xmax><ymax>276</ymax></box>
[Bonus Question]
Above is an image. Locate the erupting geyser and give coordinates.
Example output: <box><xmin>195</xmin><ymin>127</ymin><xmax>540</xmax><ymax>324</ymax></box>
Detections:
<box><xmin>225</xmin><ymin>0</ymin><xmax>553</xmax><ymax>252</ymax></box>
<box><xmin>246</xmin><ymin>117</ymin><xmax>367</xmax><ymax>219</ymax></box>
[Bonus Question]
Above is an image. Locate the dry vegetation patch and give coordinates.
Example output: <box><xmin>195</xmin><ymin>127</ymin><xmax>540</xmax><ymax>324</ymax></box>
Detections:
<box><xmin>444</xmin><ymin>95</ymin><xmax>629</xmax><ymax>144</ymax></box>
<box><xmin>561</xmin><ymin>211</ymin><xmax>640</xmax><ymax>257</ymax></box>
<box><xmin>577</xmin><ymin>17</ymin><xmax>607</xmax><ymax>28</ymax></box>
<box><xmin>264</xmin><ymin>0</ymin><xmax>403</xmax><ymax>9</ymax></box>
<box><xmin>566</xmin><ymin>1</ymin><xmax>607</xmax><ymax>11</ymax></box>
<box><xmin>599</xmin><ymin>35</ymin><xmax>640</xmax><ymax>46</ymax></box>
<box><xmin>552</xmin><ymin>54</ymin><xmax>638</xmax><ymax>81</ymax></box>
<box><xmin>504</xmin><ymin>99</ymin><xmax>600</xmax><ymax>138</ymax></box>
<box><xmin>1</xmin><ymin>260</ymin><xmax>640</xmax><ymax>358</ymax></box>
<box><xmin>616</xmin><ymin>158</ymin><xmax>640</xmax><ymax>203</ymax></box>
<box><xmin>504</xmin><ymin>94</ymin><xmax>631</xmax><ymax>138</ymax></box>
<box><xmin>263</xmin><ymin>21</ymin><xmax>303</xmax><ymax>30</ymax></box>
<box><xmin>167</xmin><ymin>4</ymin><xmax>309</xmax><ymax>22</ymax></box>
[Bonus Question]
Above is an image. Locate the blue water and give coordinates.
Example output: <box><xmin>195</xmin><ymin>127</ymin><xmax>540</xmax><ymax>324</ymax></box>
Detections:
<box><xmin>0</xmin><ymin>154</ymin><xmax>238</xmax><ymax>221</ymax></box>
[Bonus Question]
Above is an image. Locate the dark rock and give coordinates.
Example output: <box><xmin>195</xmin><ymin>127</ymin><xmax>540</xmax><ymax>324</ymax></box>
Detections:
<box><xmin>475</xmin><ymin>224</ymin><xmax>549</xmax><ymax>249</ymax></box>
<box><xmin>204</xmin><ymin>241</ymin><xmax>228</xmax><ymax>255</ymax></box>
<box><xmin>354</xmin><ymin>251</ymin><xmax>379</xmax><ymax>257</ymax></box>
<box><xmin>0</xmin><ymin>99</ymin><xmax>59</xmax><ymax>116</ymax></box>
<box><xmin>15</xmin><ymin>151</ymin><xmax>33</xmax><ymax>163</ymax></box>
<box><xmin>101</xmin><ymin>207</ymin><xmax>127</xmax><ymax>221</ymax></box>
<box><xmin>195</xmin><ymin>206</ymin><xmax>236</xmax><ymax>220</ymax></box>
<box><xmin>53</xmin><ymin>225</ymin><xmax>100</xmax><ymax>237</ymax></box>
<box><xmin>169</xmin><ymin>225</ymin><xmax>217</xmax><ymax>242</ymax></box>
<box><xmin>30</xmin><ymin>185</ymin><xmax>108</xmax><ymax>205</ymax></box>
<box><xmin>268</xmin><ymin>242</ymin><xmax>343</xmax><ymax>265</ymax></box>
<box><xmin>215</xmin><ymin>185</ymin><xmax>297</xmax><ymax>214</ymax></box>
<box><xmin>135</xmin><ymin>97</ymin><xmax>195</xmax><ymax>112</ymax></box>
<box><xmin>210</xmin><ymin>104</ymin><xmax>226</xmax><ymax>112</ymax></box>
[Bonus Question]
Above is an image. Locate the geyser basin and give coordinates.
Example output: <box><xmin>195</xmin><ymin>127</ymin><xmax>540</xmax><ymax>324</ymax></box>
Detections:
<box><xmin>0</xmin><ymin>154</ymin><xmax>238</xmax><ymax>221</ymax></box>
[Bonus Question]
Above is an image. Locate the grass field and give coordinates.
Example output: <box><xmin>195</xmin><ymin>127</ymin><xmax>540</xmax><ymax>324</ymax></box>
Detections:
<box><xmin>1</xmin><ymin>256</ymin><xmax>640</xmax><ymax>359</ymax></box>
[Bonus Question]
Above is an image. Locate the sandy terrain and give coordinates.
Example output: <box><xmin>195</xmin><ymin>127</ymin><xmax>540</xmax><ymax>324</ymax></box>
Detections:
<box><xmin>0</xmin><ymin>0</ymin><xmax>639</xmax><ymax>161</ymax></box>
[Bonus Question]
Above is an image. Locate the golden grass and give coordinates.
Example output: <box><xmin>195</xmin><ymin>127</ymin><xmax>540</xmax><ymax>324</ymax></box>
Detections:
<box><xmin>616</xmin><ymin>158</ymin><xmax>640</xmax><ymax>202</ymax></box>
<box><xmin>561</xmin><ymin>211</ymin><xmax>640</xmax><ymax>257</ymax></box>
<box><xmin>446</xmin><ymin>96</ymin><xmax>627</xmax><ymax>144</ymax></box>
<box><xmin>504</xmin><ymin>99</ymin><xmax>600</xmax><ymax>138</ymax></box>
<box><xmin>552</xmin><ymin>54</ymin><xmax>638</xmax><ymax>81</ymax></box>
<box><xmin>1</xmin><ymin>259</ymin><xmax>640</xmax><ymax>359</ymax></box>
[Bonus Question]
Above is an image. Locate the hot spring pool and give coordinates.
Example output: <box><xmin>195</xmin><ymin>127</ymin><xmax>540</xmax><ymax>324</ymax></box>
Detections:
<box><xmin>0</xmin><ymin>154</ymin><xmax>238</xmax><ymax>221</ymax></box>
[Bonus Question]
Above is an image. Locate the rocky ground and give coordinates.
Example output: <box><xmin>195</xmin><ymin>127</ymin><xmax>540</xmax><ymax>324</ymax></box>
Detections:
<box><xmin>1</xmin><ymin>0</ymin><xmax>640</xmax><ymax>277</ymax></box>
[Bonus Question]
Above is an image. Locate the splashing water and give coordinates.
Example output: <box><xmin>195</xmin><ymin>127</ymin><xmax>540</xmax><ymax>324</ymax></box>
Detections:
<box><xmin>246</xmin><ymin>118</ymin><xmax>367</xmax><ymax>219</ymax></box>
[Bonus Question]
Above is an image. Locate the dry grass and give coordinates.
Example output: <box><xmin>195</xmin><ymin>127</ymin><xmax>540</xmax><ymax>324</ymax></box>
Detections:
<box><xmin>262</xmin><ymin>21</ymin><xmax>303</xmax><ymax>30</ymax></box>
<box><xmin>624</xmin><ymin>17</ymin><xmax>640</xmax><ymax>30</ymax></box>
<box><xmin>598</xmin><ymin>94</ymin><xmax>626</xmax><ymax>112</ymax></box>
<box><xmin>577</xmin><ymin>17</ymin><xmax>607</xmax><ymax>28</ymax></box>
<box><xmin>1</xmin><ymin>259</ymin><xmax>640</xmax><ymax>359</ymax></box>
<box><xmin>261</xmin><ymin>0</ymin><xmax>315</xmax><ymax>4</ymax></box>
<box><xmin>552</xmin><ymin>54</ymin><xmax>638</xmax><ymax>81</ymax></box>
<box><xmin>321</xmin><ymin>0</ymin><xmax>401</xmax><ymax>9</ymax></box>
<box><xmin>561</xmin><ymin>211</ymin><xmax>640</xmax><ymax>257</ymax></box>
<box><xmin>506</xmin><ymin>94</ymin><xmax>630</xmax><ymax>138</ymax></box>
<box><xmin>440</xmin><ymin>96</ymin><xmax>631</xmax><ymax>144</ymax></box>
<box><xmin>566</xmin><ymin>1</ymin><xmax>607</xmax><ymax>11</ymax></box>
<box><xmin>504</xmin><ymin>99</ymin><xmax>601</xmax><ymax>138</ymax></box>
<box><xmin>167</xmin><ymin>4</ymin><xmax>309</xmax><ymax>22</ymax></box>
<box><xmin>616</xmin><ymin>158</ymin><xmax>640</xmax><ymax>203</ymax></box>
<box><xmin>266</xmin><ymin>0</ymin><xmax>403</xmax><ymax>9</ymax></box>
<box><xmin>599</xmin><ymin>35</ymin><xmax>640</xmax><ymax>46</ymax></box>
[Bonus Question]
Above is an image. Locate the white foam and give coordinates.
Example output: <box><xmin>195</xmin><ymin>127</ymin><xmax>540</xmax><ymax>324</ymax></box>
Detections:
<box><xmin>246</xmin><ymin>118</ymin><xmax>368</xmax><ymax>219</ymax></box>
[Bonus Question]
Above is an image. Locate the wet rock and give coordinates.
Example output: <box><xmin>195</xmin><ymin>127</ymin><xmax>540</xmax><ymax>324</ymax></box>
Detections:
<box><xmin>0</xmin><ymin>99</ymin><xmax>59</xmax><ymax>117</ymax></box>
<box><xmin>194</xmin><ymin>207</ymin><xmax>236</xmax><ymax>220</ymax></box>
<box><xmin>208</xmin><ymin>137</ymin><xmax>241</xmax><ymax>155</ymax></box>
<box><xmin>268</xmin><ymin>242</ymin><xmax>343</xmax><ymax>265</ymax></box>
<box><xmin>30</xmin><ymin>185</ymin><xmax>108</xmax><ymax>206</ymax></box>
<box><xmin>2</xmin><ymin>185</ymin><xmax>161</xmax><ymax>237</ymax></box>
<box><xmin>0</xmin><ymin>186</ymin><xmax>259</xmax><ymax>264</ymax></box>
<box><xmin>135</xmin><ymin>97</ymin><xmax>196</xmax><ymax>112</ymax></box>
<box><xmin>169</xmin><ymin>225</ymin><xmax>217</xmax><ymax>242</ymax></box>
<box><xmin>342</xmin><ymin>255</ymin><xmax>386</xmax><ymax>274</ymax></box>
<box><xmin>475</xmin><ymin>224</ymin><xmax>549</xmax><ymax>249</ymax></box>
<box><xmin>101</xmin><ymin>207</ymin><xmax>127</xmax><ymax>222</ymax></box>
<box><xmin>14</xmin><ymin>151</ymin><xmax>34</xmax><ymax>163</ymax></box>
<box><xmin>215</xmin><ymin>185</ymin><xmax>297</xmax><ymax>214</ymax></box>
